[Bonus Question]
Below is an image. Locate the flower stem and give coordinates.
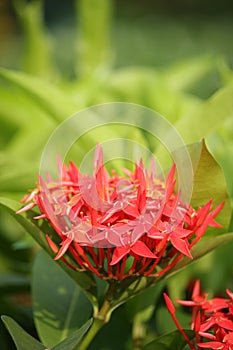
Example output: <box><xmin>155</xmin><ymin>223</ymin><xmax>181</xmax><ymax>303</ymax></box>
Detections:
<box><xmin>77</xmin><ymin>317</ymin><xmax>105</xmax><ymax>350</ymax></box>
<box><xmin>77</xmin><ymin>283</ymin><xmax>115</xmax><ymax>350</ymax></box>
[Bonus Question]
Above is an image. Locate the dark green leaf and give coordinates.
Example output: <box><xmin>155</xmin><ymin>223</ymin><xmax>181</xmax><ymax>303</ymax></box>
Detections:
<box><xmin>126</xmin><ymin>281</ymin><xmax>165</xmax><ymax>319</ymax></box>
<box><xmin>126</xmin><ymin>282</ymin><xmax>165</xmax><ymax>348</ymax></box>
<box><xmin>52</xmin><ymin>319</ymin><xmax>92</xmax><ymax>350</ymax></box>
<box><xmin>33</xmin><ymin>250</ymin><xmax>92</xmax><ymax>348</ymax></box>
<box><xmin>143</xmin><ymin>330</ymin><xmax>194</xmax><ymax>350</ymax></box>
<box><xmin>0</xmin><ymin>197</ymin><xmax>98</xmax><ymax>312</ymax></box>
<box><xmin>106</xmin><ymin>277</ymin><xmax>157</xmax><ymax>320</ymax></box>
<box><xmin>1</xmin><ymin>316</ymin><xmax>45</xmax><ymax>350</ymax></box>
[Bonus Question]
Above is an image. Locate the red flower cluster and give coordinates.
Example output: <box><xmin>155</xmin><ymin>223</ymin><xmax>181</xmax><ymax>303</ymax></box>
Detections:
<box><xmin>164</xmin><ymin>281</ymin><xmax>233</xmax><ymax>350</ymax></box>
<box><xmin>17</xmin><ymin>146</ymin><xmax>223</xmax><ymax>280</ymax></box>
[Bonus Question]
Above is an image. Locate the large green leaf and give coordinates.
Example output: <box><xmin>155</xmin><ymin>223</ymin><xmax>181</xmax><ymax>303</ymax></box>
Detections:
<box><xmin>52</xmin><ymin>319</ymin><xmax>93</xmax><ymax>350</ymax></box>
<box><xmin>0</xmin><ymin>197</ymin><xmax>98</xmax><ymax>312</ymax></box>
<box><xmin>190</xmin><ymin>140</ymin><xmax>231</xmax><ymax>230</ymax></box>
<box><xmin>1</xmin><ymin>316</ymin><xmax>45</xmax><ymax>350</ymax></box>
<box><xmin>33</xmin><ymin>250</ymin><xmax>92</xmax><ymax>348</ymax></box>
<box><xmin>143</xmin><ymin>330</ymin><xmax>194</xmax><ymax>350</ymax></box>
<box><xmin>165</xmin><ymin>140</ymin><xmax>232</xmax><ymax>276</ymax></box>
<box><xmin>175</xmin><ymin>82</ymin><xmax>233</xmax><ymax>143</ymax></box>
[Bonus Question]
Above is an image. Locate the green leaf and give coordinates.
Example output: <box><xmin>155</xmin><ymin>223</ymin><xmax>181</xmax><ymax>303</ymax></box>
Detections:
<box><xmin>0</xmin><ymin>154</ymin><xmax>37</xmax><ymax>193</ymax></box>
<box><xmin>0</xmin><ymin>68</ymin><xmax>78</xmax><ymax>122</ymax></box>
<box><xmin>33</xmin><ymin>250</ymin><xmax>92</xmax><ymax>348</ymax></box>
<box><xmin>165</xmin><ymin>140</ymin><xmax>232</xmax><ymax>276</ymax></box>
<box><xmin>106</xmin><ymin>277</ymin><xmax>157</xmax><ymax>319</ymax></box>
<box><xmin>0</xmin><ymin>83</ymin><xmax>56</xmax><ymax>160</ymax></box>
<box><xmin>5</xmin><ymin>123</ymin><xmax>55</xmax><ymax>160</ymax></box>
<box><xmin>143</xmin><ymin>330</ymin><xmax>194</xmax><ymax>350</ymax></box>
<box><xmin>164</xmin><ymin>56</ymin><xmax>216</xmax><ymax>91</ymax></box>
<box><xmin>190</xmin><ymin>140</ymin><xmax>231</xmax><ymax>231</ymax></box>
<box><xmin>1</xmin><ymin>316</ymin><xmax>45</xmax><ymax>350</ymax></box>
<box><xmin>126</xmin><ymin>281</ymin><xmax>165</xmax><ymax>319</ymax></box>
<box><xmin>207</xmin><ymin>121</ymin><xmax>233</xmax><ymax>199</ymax></box>
<box><xmin>0</xmin><ymin>84</ymin><xmax>51</xmax><ymax>126</ymax></box>
<box><xmin>126</xmin><ymin>281</ymin><xmax>166</xmax><ymax>347</ymax></box>
<box><xmin>0</xmin><ymin>197</ymin><xmax>98</xmax><ymax>312</ymax></box>
<box><xmin>156</xmin><ymin>306</ymin><xmax>191</xmax><ymax>335</ymax></box>
<box><xmin>175</xmin><ymin>82</ymin><xmax>233</xmax><ymax>143</ymax></box>
<box><xmin>52</xmin><ymin>319</ymin><xmax>92</xmax><ymax>350</ymax></box>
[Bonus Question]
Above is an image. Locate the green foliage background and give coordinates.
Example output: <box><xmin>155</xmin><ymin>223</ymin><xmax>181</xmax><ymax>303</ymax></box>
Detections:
<box><xmin>0</xmin><ymin>0</ymin><xmax>233</xmax><ymax>349</ymax></box>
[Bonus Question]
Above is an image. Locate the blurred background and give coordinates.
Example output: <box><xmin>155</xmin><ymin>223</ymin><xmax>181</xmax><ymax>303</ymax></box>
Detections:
<box><xmin>0</xmin><ymin>1</ymin><xmax>233</xmax><ymax>349</ymax></box>
<box><xmin>1</xmin><ymin>0</ymin><xmax>233</xmax><ymax>79</ymax></box>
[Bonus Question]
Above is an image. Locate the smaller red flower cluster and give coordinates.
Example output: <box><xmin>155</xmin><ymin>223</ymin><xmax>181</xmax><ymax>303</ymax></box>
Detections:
<box><xmin>17</xmin><ymin>146</ymin><xmax>223</xmax><ymax>281</ymax></box>
<box><xmin>164</xmin><ymin>281</ymin><xmax>233</xmax><ymax>350</ymax></box>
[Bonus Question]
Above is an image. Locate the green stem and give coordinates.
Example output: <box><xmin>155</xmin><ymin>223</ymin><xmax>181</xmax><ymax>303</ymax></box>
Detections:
<box><xmin>77</xmin><ymin>282</ymin><xmax>115</xmax><ymax>350</ymax></box>
<box><xmin>77</xmin><ymin>317</ymin><xmax>105</xmax><ymax>350</ymax></box>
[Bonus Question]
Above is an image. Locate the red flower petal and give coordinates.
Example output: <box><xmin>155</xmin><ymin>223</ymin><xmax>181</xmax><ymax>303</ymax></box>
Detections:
<box><xmin>170</xmin><ymin>234</ymin><xmax>192</xmax><ymax>258</ymax></box>
<box><xmin>198</xmin><ymin>342</ymin><xmax>225</xmax><ymax>349</ymax></box>
<box><xmin>46</xmin><ymin>235</ymin><xmax>58</xmax><ymax>253</ymax></box>
<box><xmin>135</xmin><ymin>162</ymin><xmax>146</xmax><ymax>213</ymax></box>
<box><xmin>68</xmin><ymin>160</ymin><xmax>79</xmax><ymax>183</ymax></box>
<box><xmin>123</xmin><ymin>201</ymin><xmax>139</xmax><ymax>218</ymax></box>
<box><xmin>164</xmin><ymin>293</ymin><xmax>175</xmax><ymax>314</ymax></box>
<box><xmin>131</xmin><ymin>240</ymin><xmax>156</xmax><ymax>259</ymax></box>
<box><xmin>165</xmin><ymin>164</ymin><xmax>176</xmax><ymax>199</ymax></box>
<box><xmin>94</xmin><ymin>143</ymin><xmax>104</xmax><ymax>171</ymax></box>
<box><xmin>110</xmin><ymin>246</ymin><xmax>130</xmax><ymax>265</ymax></box>
<box><xmin>224</xmin><ymin>332</ymin><xmax>233</xmax><ymax>343</ymax></box>
<box><xmin>192</xmin><ymin>279</ymin><xmax>201</xmax><ymax>299</ymax></box>
<box><xmin>16</xmin><ymin>202</ymin><xmax>36</xmax><ymax>214</ymax></box>
<box><xmin>55</xmin><ymin>237</ymin><xmax>72</xmax><ymax>260</ymax></box>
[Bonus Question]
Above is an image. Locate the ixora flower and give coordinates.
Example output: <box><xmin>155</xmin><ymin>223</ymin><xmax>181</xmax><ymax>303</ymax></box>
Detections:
<box><xmin>17</xmin><ymin>145</ymin><xmax>223</xmax><ymax>281</ymax></box>
<box><xmin>164</xmin><ymin>281</ymin><xmax>233</xmax><ymax>350</ymax></box>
